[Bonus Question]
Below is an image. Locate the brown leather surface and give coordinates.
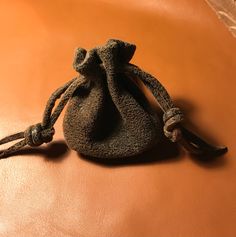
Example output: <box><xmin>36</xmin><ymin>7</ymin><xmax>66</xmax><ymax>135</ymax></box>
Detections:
<box><xmin>0</xmin><ymin>0</ymin><xmax>235</xmax><ymax>236</ymax></box>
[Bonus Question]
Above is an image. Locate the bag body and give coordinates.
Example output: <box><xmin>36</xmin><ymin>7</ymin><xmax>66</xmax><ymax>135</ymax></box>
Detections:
<box><xmin>63</xmin><ymin>40</ymin><xmax>161</xmax><ymax>158</ymax></box>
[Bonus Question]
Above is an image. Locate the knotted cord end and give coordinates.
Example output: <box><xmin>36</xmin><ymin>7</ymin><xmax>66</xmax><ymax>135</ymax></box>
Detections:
<box><xmin>163</xmin><ymin>108</ymin><xmax>228</xmax><ymax>156</ymax></box>
<box><xmin>163</xmin><ymin>107</ymin><xmax>184</xmax><ymax>142</ymax></box>
<box><xmin>24</xmin><ymin>123</ymin><xmax>55</xmax><ymax>147</ymax></box>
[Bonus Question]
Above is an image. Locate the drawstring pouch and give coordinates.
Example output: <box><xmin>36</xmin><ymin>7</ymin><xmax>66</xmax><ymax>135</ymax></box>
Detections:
<box><xmin>0</xmin><ymin>39</ymin><xmax>227</xmax><ymax>159</ymax></box>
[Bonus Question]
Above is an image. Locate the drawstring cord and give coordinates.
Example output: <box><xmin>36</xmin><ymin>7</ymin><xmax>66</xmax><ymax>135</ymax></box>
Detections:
<box><xmin>125</xmin><ymin>64</ymin><xmax>227</xmax><ymax>156</ymax></box>
<box><xmin>0</xmin><ymin>76</ymin><xmax>87</xmax><ymax>158</ymax></box>
<box><xmin>0</xmin><ymin>39</ymin><xmax>227</xmax><ymax>158</ymax></box>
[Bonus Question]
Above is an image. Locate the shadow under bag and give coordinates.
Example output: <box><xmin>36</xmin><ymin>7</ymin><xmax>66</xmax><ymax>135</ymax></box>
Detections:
<box><xmin>0</xmin><ymin>39</ymin><xmax>227</xmax><ymax>159</ymax></box>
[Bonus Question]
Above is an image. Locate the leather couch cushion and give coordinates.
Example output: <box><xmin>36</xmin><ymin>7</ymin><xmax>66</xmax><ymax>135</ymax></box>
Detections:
<box><xmin>0</xmin><ymin>0</ymin><xmax>235</xmax><ymax>236</ymax></box>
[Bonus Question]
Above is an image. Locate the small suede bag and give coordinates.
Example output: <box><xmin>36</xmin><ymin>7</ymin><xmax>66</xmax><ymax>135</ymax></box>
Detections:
<box><xmin>0</xmin><ymin>39</ymin><xmax>227</xmax><ymax>159</ymax></box>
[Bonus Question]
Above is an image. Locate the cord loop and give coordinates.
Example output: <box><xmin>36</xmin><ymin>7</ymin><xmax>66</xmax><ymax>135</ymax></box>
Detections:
<box><xmin>24</xmin><ymin>123</ymin><xmax>55</xmax><ymax>147</ymax></box>
<box><xmin>163</xmin><ymin>108</ymin><xmax>184</xmax><ymax>142</ymax></box>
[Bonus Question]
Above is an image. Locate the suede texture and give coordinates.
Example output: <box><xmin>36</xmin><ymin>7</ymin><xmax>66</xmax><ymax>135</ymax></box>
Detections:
<box><xmin>63</xmin><ymin>39</ymin><xmax>162</xmax><ymax>158</ymax></box>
